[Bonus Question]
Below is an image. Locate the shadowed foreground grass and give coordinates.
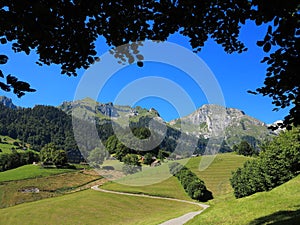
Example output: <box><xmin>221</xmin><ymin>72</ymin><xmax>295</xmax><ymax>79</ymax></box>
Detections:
<box><xmin>186</xmin><ymin>175</ymin><xmax>300</xmax><ymax>225</ymax></box>
<box><xmin>0</xmin><ymin>189</ymin><xmax>200</xmax><ymax>225</ymax></box>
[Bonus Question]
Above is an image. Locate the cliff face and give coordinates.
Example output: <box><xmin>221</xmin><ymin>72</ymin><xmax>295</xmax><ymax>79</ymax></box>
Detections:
<box><xmin>169</xmin><ymin>104</ymin><xmax>275</xmax><ymax>147</ymax></box>
<box><xmin>0</xmin><ymin>96</ymin><xmax>18</xmax><ymax>109</ymax></box>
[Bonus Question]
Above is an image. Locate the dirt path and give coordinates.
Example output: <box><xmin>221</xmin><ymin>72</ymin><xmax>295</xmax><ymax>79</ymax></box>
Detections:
<box><xmin>91</xmin><ymin>185</ymin><xmax>209</xmax><ymax>225</ymax></box>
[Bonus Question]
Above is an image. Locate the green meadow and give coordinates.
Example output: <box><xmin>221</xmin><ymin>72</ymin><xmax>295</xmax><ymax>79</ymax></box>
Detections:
<box><xmin>0</xmin><ymin>189</ymin><xmax>200</xmax><ymax>225</ymax></box>
<box><xmin>186</xmin><ymin>174</ymin><xmax>300</xmax><ymax>225</ymax></box>
<box><xmin>0</xmin><ymin>164</ymin><xmax>75</xmax><ymax>182</ymax></box>
<box><xmin>102</xmin><ymin>153</ymin><xmax>249</xmax><ymax>200</ymax></box>
<box><xmin>1</xmin><ymin>153</ymin><xmax>299</xmax><ymax>224</ymax></box>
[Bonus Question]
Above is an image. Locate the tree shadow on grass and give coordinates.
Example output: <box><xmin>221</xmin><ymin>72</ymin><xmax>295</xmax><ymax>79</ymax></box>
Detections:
<box><xmin>249</xmin><ymin>208</ymin><xmax>300</xmax><ymax>225</ymax></box>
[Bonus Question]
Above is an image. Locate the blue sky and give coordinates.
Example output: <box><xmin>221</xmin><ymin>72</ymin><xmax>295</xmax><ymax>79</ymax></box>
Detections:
<box><xmin>0</xmin><ymin>21</ymin><xmax>290</xmax><ymax>124</ymax></box>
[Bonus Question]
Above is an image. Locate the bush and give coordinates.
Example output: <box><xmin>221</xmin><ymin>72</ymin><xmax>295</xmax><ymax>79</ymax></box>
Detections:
<box><xmin>0</xmin><ymin>151</ymin><xmax>39</xmax><ymax>172</ymax></box>
<box><xmin>230</xmin><ymin>127</ymin><xmax>300</xmax><ymax>198</ymax></box>
<box><xmin>102</xmin><ymin>166</ymin><xmax>114</xmax><ymax>170</ymax></box>
<box><xmin>122</xmin><ymin>164</ymin><xmax>141</xmax><ymax>174</ymax></box>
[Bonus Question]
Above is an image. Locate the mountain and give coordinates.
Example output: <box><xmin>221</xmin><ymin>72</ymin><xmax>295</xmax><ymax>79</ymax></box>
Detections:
<box><xmin>60</xmin><ymin>99</ymin><xmax>275</xmax><ymax>151</ymax></box>
<box><xmin>169</xmin><ymin>104</ymin><xmax>275</xmax><ymax>148</ymax></box>
<box><xmin>0</xmin><ymin>96</ymin><xmax>18</xmax><ymax>109</ymax></box>
<box><xmin>0</xmin><ymin>96</ymin><xmax>276</xmax><ymax>157</ymax></box>
<box><xmin>59</xmin><ymin>97</ymin><xmax>160</xmax><ymax>124</ymax></box>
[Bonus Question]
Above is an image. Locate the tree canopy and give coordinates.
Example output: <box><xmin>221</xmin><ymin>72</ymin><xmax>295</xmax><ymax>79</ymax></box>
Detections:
<box><xmin>230</xmin><ymin>127</ymin><xmax>300</xmax><ymax>198</ymax></box>
<box><xmin>0</xmin><ymin>1</ymin><xmax>299</xmax><ymax>127</ymax></box>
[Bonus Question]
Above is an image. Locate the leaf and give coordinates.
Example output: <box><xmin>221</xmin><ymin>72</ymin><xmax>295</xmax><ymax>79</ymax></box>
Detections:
<box><xmin>0</xmin><ymin>70</ymin><xmax>4</xmax><ymax>78</ymax></box>
<box><xmin>0</xmin><ymin>38</ymin><xmax>7</xmax><ymax>44</ymax></box>
<box><xmin>261</xmin><ymin>57</ymin><xmax>270</xmax><ymax>63</ymax></box>
<box><xmin>0</xmin><ymin>82</ymin><xmax>10</xmax><ymax>92</ymax></box>
<box><xmin>0</xmin><ymin>55</ymin><xmax>8</xmax><ymax>64</ymax></box>
<box><xmin>137</xmin><ymin>61</ymin><xmax>143</xmax><ymax>67</ymax></box>
<box><xmin>247</xmin><ymin>90</ymin><xmax>258</xmax><ymax>95</ymax></box>
<box><xmin>263</xmin><ymin>42</ymin><xmax>271</xmax><ymax>53</ymax></box>
<box><xmin>257</xmin><ymin>41</ymin><xmax>264</xmax><ymax>47</ymax></box>
<box><xmin>6</xmin><ymin>75</ymin><xmax>18</xmax><ymax>85</ymax></box>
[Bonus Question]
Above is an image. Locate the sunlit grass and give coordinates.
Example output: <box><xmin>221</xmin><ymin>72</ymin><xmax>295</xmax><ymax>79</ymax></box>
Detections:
<box><xmin>0</xmin><ymin>189</ymin><xmax>200</xmax><ymax>225</ymax></box>
<box><xmin>186</xmin><ymin>175</ymin><xmax>300</xmax><ymax>225</ymax></box>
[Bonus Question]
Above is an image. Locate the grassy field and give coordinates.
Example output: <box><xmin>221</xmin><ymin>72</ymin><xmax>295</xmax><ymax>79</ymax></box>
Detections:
<box><xmin>186</xmin><ymin>174</ymin><xmax>300</xmax><ymax>225</ymax></box>
<box><xmin>0</xmin><ymin>136</ymin><xmax>20</xmax><ymax>154</ymax></box>
<box><xmin>0</xmin><ymin>164</ymin><xmax>76</xmax><ymax>182</ymax></box>
<box><xmin>186</xmin><ymin>153</ymin><xmax>249</xmax><ymax>197</ymax></box>
<box><xmin>101</xmin><ymin>161</ymin><xmax>192</xmax><ymax>200</ymax></box>
<box><xmin>0</xmin><ymin>135</ymin><xmax>32</xmax><ymax>154</ymax></box>
<box><xmin>0</xmin><ymin>168</ymin><xmax>102</xmax><ymax>208</ymax></box>
<box><xmin>0</xmin><ymin>189</ymin><xmax>200</xmax><ymax>225</ymax></box>
<box><xmin>103</xmin><ymin>176</ymin><xmax>191</xmax><ymax>200</ymax></box>
<box><xmin>102</xmin><ymin>153</ymin><xmax>248</xmax><ymax>201</ymax></box>
<box><xmin>2</xmin><ymin>153</ymin><xmax>299</xmax><ymax>224</ymax></box>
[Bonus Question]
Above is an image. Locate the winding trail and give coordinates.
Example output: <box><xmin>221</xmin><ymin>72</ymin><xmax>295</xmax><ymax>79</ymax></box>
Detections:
<box><xmin>91</xmin><ymin>185</ymin><xmax>209</xmax><ymax>225</ymax></box>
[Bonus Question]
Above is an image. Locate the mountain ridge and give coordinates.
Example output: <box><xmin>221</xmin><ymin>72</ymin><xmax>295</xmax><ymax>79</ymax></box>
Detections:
<box><xmin>0</xmin><ymin>96</ymin><xmax>275</xmax><ymax>148</ymax></box>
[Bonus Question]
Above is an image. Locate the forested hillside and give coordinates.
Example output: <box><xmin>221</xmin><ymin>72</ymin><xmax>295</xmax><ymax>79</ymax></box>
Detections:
<box><xmin>0</xmin><ymin>104</ymin><xmax>82</xmax><ymax>162</ymax></box>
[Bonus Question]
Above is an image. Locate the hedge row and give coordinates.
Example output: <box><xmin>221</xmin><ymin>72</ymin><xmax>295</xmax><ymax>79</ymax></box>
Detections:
<box><xmin>169</xmin><ymin>162</ymin><xmax>213</xmax><ymax>202</ymax></box>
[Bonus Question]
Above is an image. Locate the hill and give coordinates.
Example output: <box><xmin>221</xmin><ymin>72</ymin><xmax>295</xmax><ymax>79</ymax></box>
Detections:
<box><xmin>186</xmin><ymin>174</ymin><xmax>300</xmax><ymax>225</ymax></box>
<box><xmin>101</xmin><ymin>153</ymin><xmax>249</xmax><ymax>199</ymax></box>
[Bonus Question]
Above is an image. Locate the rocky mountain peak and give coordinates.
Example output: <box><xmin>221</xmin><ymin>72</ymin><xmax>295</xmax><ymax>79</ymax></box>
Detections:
<box><xmin>169</xmin><ymin>104</ymin><xmax>274</xmax><ymax>147</ymax></box>
<box><xmin>0</xmin><ymin>96</ymin><xmax>18</xmax><ymax>109</ymax></box>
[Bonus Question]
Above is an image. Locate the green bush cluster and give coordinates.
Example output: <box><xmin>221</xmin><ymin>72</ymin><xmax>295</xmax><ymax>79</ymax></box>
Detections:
<box><xmin>230</xmin><ymin>127</ymin><xmax>300</xmax><ymax>198</ymax></box>
<box><xmin>0</xmin><ymin>150</ymin><xmax>39</xmax><ymax>171</ymax></box>
<box><xmin>169</xmin><ymin>162</ymin><xmax>213</xmax><ymax>202</ymax></box>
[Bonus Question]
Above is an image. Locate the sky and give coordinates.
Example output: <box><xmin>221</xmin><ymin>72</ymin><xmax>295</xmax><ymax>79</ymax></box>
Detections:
<box><xmin>0</xmin><ymin>21</ymin><xmax>290</xmax><ymax>124</ymax></box>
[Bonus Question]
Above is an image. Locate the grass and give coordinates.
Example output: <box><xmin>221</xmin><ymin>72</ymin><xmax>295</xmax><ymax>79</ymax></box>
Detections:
<box><xmin>0</xmin><ymin>189</ymin><xmax>200</xmax><ymax>225</ymax></box>
<box><xmin>0</xmin><ymin>164</ymin><xmax>76</xmax><ymax>182</ymax></box>
<box><xmin>186</xmin><ymin>174</ymin><xmax>300</xmax><ymax>225</ymax></box>
<box><xmin>0</xmin><ymin>170</ymin><xmax>102</xmax><ymax>208</ymax></box>
<box><xmin>186</xmin><ymin>153</ymin><xmax>249</xmax><ymax>197</ymax></box>
<box><xmin>0</xmin><ymin>135</ymin><xmax>33</xmax><ymax>154</ymax></box>
<box><xmin>101</xmin><ymin>162</ymin><xmax>192</xmax><ymax>200</ymax></box>
<box><xmin>102</xmin><ymin>176</ymin><xmax>191</xmax><ymax>200</ymax></box>
<box><xmin>102</xmin><ymin>153</ymin><xmax>248</xmax><ymax>201</ymax></box>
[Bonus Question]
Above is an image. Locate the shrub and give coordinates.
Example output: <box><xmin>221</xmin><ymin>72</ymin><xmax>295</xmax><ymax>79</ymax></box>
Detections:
<box><xmin>231</xmin><ymin>127</ymin><xmax>300</xmax><ymax>198</ymax></box>
<box><xmin>169</xmin><ymin>162</ymin><xmax>213</xmax><ymax>202</ymax></box>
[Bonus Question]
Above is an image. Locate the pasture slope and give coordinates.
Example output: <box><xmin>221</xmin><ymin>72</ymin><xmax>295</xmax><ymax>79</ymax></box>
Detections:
<box><xmin>102</xmin><ymin>153</ymin><xmax>249</xmax><ymax>199</ymax></box>
<box><xmin>0</xmin><ymin>189</ymin><xmax>200</xmax><ymax>225</ymax></box>
<box><xmin>186</xmin><ymin>174</ymin><xmax>300</xmax><ymax>224</ymax></box>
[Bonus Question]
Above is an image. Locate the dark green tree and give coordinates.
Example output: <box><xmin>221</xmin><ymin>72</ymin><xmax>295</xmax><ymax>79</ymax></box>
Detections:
<box><xmin>40</xmin><ymin>143</ymin><xmax>68</xmax><ymax>166</ymax></box>
<box><xmin>0</xmin><ymin>1</ymin><xmax>299</xmax><ymax>128</ymax></box>
<box><xmin>231</xmin><ymin>127</ymin><xmax>300</xmax><ymax>198</ymax></box>
<box><xmin>233</xmin><ymin>140</ymin><xmax>257</xmax><ymax>156</ymax></box>
<box><xmin>87</xmin><ymin>147</ymin><xmax>106</xmax><ymax>168</ymax></box>
<box><xmin>122</xmin><ymin>153</ymin><xmax>141</xmax><ymax>174</ymax></box>
<box><xmin>143</xmin><ymin>153</ymin><xmax>154</xmax><ymax>165</ymax></box>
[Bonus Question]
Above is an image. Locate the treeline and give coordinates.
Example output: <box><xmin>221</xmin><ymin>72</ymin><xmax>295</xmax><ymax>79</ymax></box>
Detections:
<box><xmin>0</xmin><ymin>104</ymin><xmax>83</xmax><ymax>162</ymax></box>
<box><xmin>230</xmin><ymin>127</ymin><xmax>300</xmax><ymax>198</ymax></box>
<box><xmin>0</xmin><ymin>150</ymin><xmax>39</xmax><ymax>171</ymax></box>
<box><xmin>169</xmin><ymin>162</ymin><xmax>213</xmax><ymax>202</ymax></box>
